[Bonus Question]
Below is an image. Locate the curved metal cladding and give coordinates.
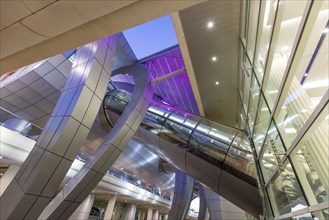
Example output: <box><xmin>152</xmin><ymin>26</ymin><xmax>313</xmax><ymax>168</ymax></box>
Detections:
<box><xmin>104</xmin><ymin>90</ymin><xmax>262</xmax><ymax>217</ymax></box>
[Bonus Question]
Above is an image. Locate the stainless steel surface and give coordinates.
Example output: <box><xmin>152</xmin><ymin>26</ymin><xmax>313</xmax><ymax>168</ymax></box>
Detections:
<box><xmin>104</xmin><ymin>89</ymin><xmax>262</xmax><ymax>217</ymax></box>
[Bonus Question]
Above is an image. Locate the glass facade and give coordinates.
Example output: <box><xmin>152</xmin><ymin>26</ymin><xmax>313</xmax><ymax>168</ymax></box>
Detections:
<box><xmin>240</xmin><ymin>0</ymin><xmax>329</xmax><ymax>218</ymax></box>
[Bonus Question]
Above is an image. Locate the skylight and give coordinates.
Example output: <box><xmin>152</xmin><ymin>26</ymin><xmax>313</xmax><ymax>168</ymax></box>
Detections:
<box><xmin>123</xmin><ymin>15</ymin><xmax>178</xmax><ymax>60</ymax></box>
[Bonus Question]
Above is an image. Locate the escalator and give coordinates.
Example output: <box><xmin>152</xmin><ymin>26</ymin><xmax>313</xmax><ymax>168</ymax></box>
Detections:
<box><xmin>103</xmin><ymin>89</ymin><xmax>263</xmax><ymax>217</ymax></box>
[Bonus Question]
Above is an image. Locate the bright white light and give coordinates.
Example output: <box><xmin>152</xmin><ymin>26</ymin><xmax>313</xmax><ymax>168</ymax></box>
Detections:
<box><xmin>190</xmin><ymin>197</ymin><xmax>200</xmax><ymax>213</ymax></box>
<box><xmin>264</xmin><ymin>164</ymin><xmax>274</xmax><ymax>168</ymax></box>
<box><xmin>215</xmin><ymin>81</ymin><xmax>219</xmax><ymax>85</ymax></box>
<box><xmin>212</xmin><ymin>56</ymin><xmax>217</xmax><ymax>61</ymax></box>
<box><xmin>285</xmin><ymin>127</ymin><xmax>297</xmax><ymax>134</ymax></box>
<box><xmin>324</xmin><ymin>28</ymin><xmax>329</xmax><ymax>33</ymax></box>
<box><xmin>281</xmin><ymin>46</ymin><xmax>290</xmax><ymax>52</ymax></box>
<box><xmin>268</xmin><ymin>90</ymin><xmax>278</xmax><ymax>94</ymax></box>
<box><xmin>304</xmin><ymin>73</ymin><xmax>309</xmax><ymax>76</ymax></box>
<box><xmin>302</xmin><ymin>79</ymin><xmax>329</xmax><ymax>89</ymax></box>
<box><xmin>207</xmin><ymin>21</ymin><xmax>214</xmax><ymax>29</ymax></box>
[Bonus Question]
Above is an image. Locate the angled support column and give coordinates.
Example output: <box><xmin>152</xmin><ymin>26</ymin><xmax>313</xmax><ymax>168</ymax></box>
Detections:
<box><xmin>0</xmin><ymin>36</ymin><xmax>116</xmax><ymax>220</ymax></box>
<box><xmin>198</xmin><ymin>182</ymin><xmax>207</xmax><ymax>220</ymax></box>
<box><xmin>39</xmin><ymin>63</ymin><xmax>153</xmax><ymax>219</ymax></box>
<box><xmin>168</xmin><ymin>169</ymin><xmax>195</xmax><ymax>220</ymax></box>
<box><xmin>0</xmin><ymin>165</ymin><xmax>20</xmax><ymax>196</ymax></box>
<box><xmin>69</xmin><ymin>193</ymin><xmax>95</xmax><ymax>220</ymax></box>
<box><xmin>202</xmin><ymin>185</ymin><xmax>222</xmax><ymax>220</ymax></box>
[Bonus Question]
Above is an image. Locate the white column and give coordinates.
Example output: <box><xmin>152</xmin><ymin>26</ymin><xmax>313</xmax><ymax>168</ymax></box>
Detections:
<box><xmin>69</xmin><ymin>193</ymin><xmax>95</xmax><ymax>220</ymax></box>
<box><xmin>159</xmin><ymin>213</ymin><xmax>163</xmax><ymax>220</ymax></box>
<box><xmin>147</xmin><ymin>207</ymin><xmax>153</xmax><ymax>220</ymax></box>
<box><xmin>163</xmin><ymin>213</ymin><xmax>168</xmax><ymax>220</ymax></box>
<box><xmin>152</xmin><ymin>209</ymin><xmax>159</xmax><ymax>220</ymax></box>
<box><xmin>104</xmin><ymin>194</ymin><xmax>117</xmax><ymax>220</ymax></box>
<box><xmin>122</xmin><ymin>204</ymin><xmax>137</xmax><ymax>220</ymax></box>
<box><xmin>0</xmin><ymin>165</ymin><xmax>20</xmax><ymax>196</ymax></box>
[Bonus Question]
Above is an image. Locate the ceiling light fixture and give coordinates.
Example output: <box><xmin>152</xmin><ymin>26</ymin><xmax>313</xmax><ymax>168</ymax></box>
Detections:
<box><xmin>212</xmin><ymin>56</ymin><xmax>217</xmax><ymax>61</ymax></box>
<box><xmin>215</xmin><ymin>81</ymin><xmax>219</xmax><ymax>85</ymax></box>
<box><xmin>207</xmin><ymin>21</ymin><xmax>214</xmax><ymax>29</ymax></box>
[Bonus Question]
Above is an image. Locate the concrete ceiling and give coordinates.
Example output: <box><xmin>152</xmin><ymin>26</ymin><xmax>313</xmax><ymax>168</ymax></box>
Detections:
<box><xmin>0</xmin><ymin>0</ymin><xmax>205</xmax><ymax>75</ymax></box>
<box><xmin>177</xmin><ymin>1</ymin><xmax>241</xmax><ymax>126</ymax></box>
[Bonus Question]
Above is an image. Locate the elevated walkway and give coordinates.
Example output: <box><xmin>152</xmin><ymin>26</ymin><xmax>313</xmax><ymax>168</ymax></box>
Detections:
<box><xmin>104</xmin><ymin>89</ymin><xmax>263</xmax><ymax>217</ymax></box>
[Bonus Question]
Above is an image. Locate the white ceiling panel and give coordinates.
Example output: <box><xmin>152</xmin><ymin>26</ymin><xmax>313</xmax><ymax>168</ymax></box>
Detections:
<box><xmin>20</xmin><ymin>1</ymin><xmax>136</xmax><ymax>38</ymax></box>
<box><xmin>0</xmin><ymin>22</ymin><xmax>47</xmax><ymax>60</ymax></box>
<box><xmin>0</xmin><ymin>1</ymin><xmax>31</xmax><ymax>27</ymax></box>
<box><xmin>22</xmin><ymin>0</ymin><xmax>56</xmax><ymax>13</ymax></box>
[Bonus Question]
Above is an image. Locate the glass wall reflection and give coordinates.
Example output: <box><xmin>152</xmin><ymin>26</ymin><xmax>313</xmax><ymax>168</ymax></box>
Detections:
<box><xmin>290</xmin><ymin>105</ymin><xmax>329</xmax><ymax>207</ymax></box>
<box><xmin>262</xmin><ymin>1</ymin><xmax>309</xmax><ymax>110</ymax></box>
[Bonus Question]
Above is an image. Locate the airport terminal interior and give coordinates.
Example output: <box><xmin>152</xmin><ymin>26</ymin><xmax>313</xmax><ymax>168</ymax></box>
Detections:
<box><xmin>0</xmin><ymin>0</ymin><xmax>328</xmax><ymax>219</ymax></box>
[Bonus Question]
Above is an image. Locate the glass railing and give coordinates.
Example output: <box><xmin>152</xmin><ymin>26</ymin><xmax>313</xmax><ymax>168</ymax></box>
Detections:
<box><xmin>0</xmin><ymin>107</ymin><xmax>42</xmax><ymax>140</ymax></box>
<box><xmin>0</xmin><ymin>107</ymin><xmax>171</xmax><ymax>201</ymax></box>
<box><xmin>104</xmin><ymin>89</ymin><xmax>258</xmax><ymax>187</ymax></box>
<box><xmin>107</xmin><ymin>167</ymin><xmax>172</xmax><ymax>201</ymax></box>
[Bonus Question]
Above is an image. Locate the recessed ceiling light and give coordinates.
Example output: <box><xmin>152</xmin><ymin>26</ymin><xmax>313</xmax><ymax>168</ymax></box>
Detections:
<box><xmin>0</xmin><ymin>173</ymin><xmax>3</xmax><ymax>176</ymax></box>
<box><xmin>212</xmin><ymin>56</ymin><xmax>217</xmax><ymax>61</ymax></box>
<box><xmin>207</xmin><ymin>21</ymin><xmax>214</xmax><ymax>29</ymax></box>
<box><xmin>215</xmin><ymin>81</ymin><xmax>219</xmax><ymax>85</ymax></box>
<box><xmin>120</xmin><ymin>168</ymin><xmax>123</xmax><ymax>170</ymax></box>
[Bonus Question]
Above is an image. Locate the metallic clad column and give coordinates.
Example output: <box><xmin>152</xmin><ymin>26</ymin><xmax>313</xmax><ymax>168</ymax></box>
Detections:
<box><xmin>168</xmin><ymin>169</ymin><xmax>195</xmax><ymax>220</ymax></box>
<box><xmin>198</xmin><ymin>183</ymin><xmax>207</xmax><ymax>220</ymax></box>
<box><xmin>104</xmin><ymin>194</ymin><xmax>117</xmax><ymax>220</ymax></box>
<box><xmin>0</xmin><ymin>36</ymin><xmax>116</xmax><ymax>220</ymax></box>
<box><xmin>0</xmin><ymin>165</ymin><xmax>20</xmax><ymax>196</ymax></box>
<box><xmin>203</xmin><ymin>185</ymin><xmax>222</xmax><ymax>220</ymax></box>
<box><xmin>122</xmin><ymin>204</ymin><xmax>137</xmax><ymax>220</ymax></box>
<box><xmin>69</xmin><ymin>193</ymin><xmax>95</xmax><ymax>220</ymax></box>
<box><xmin>39</xmin><ymin>63</ymin><xmax>153</xmax><ymax>219</ymax></box>
<box><xmin>147</xmin><ymin>207</ymin><xmax>153</xmax><ymax>220</ymax></box>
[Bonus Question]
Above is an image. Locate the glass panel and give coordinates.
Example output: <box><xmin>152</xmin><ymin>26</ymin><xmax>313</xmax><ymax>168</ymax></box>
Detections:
<box><xmin>188</xmin><ymin>119</ymin><xmax>237</xmax><ymax>165</ymax></box>
<box><xmin>260</xmin><ymin>121</ymin><xmax>286</xmax><ymax>182</ymax></box>
<box><xmin>274</xmin><ymin>9</ymin><xmax>329</xmax><ymax>148</ymax></box>
<box><xmin>292</xmin><ymin>212</ymin><xmax>313</xmax><ymax>220</ymax></box>
<box><xmin>254</xmin><ymin>0</ymin><xmax>278</xmax><ymax>82</ymax></box>
<box><xmin>290</xmin><ymin>104</ymin><xmax>329</xmax><ymax>206</ymax></box>
<box><xmin>313</xmin><ymin>209</ymin><xmax>329</xmax><ymax>220</ymax></box>
<box><xmin>242</xmin><ymin>57</ymin><xmax>253</xmax><ymax>113</ymax></box>
<box><xmin>253</xmin><ymin>94</ymin><xmax>271</xmax><ymax>155</ymax></box>
<box><xmin>247</xmin><ymin>72</ymin><xmax>260</xmax><ymax>133</ymax></box>
<box><xmin>263</xmin><ymin>1</ymin><xmax>309</xmax><ymax>110</ymax></box>
<box><xmin>266</xmin><ymin>160</ymin><xmax>307</xmax><ymax>216</ymax></box>
<box><xmin>225</xmin><ymin>133</ymin><xmax>257</xmax><ymax>186</ymax></box>
<box><xmin>246</xmin><ymin>0</ymin><xmax>260</xmax><ymax>62</ymax></box>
